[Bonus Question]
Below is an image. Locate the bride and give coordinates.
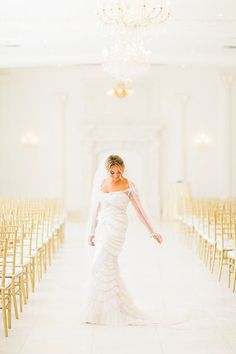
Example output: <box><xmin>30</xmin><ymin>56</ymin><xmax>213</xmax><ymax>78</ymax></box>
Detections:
<box><xmin>80</xmin><ymin>154</ymin><xmax>163</xmax><ymax>326</ymax></box>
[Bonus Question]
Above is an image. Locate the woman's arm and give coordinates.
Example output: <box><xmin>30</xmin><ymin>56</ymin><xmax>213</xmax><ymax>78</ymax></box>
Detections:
<box><xmin>129</xmin><ymin>191</ymin><xmax>155</xmax><ymax>234</ymax></box>
<box><xmin>88</xmin><ymin>201</ymin><xmax>101</xmax><ymax>246</ymax></box>
<box><xmin>128</xmin><ymin>186</ymin><xmax>163</xmax><ymax>244</ymax></box>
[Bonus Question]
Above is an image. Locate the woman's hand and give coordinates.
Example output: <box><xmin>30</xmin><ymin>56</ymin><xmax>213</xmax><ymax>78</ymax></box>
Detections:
<box><xmin>88</xmin><ymin>235</ymin><xmax>95</xmax><ymax>247</ymax></box>
<box><xmin>152</xmin><ymin>233</ymin><xmax>163</xmax><ymax>245</ymax></box>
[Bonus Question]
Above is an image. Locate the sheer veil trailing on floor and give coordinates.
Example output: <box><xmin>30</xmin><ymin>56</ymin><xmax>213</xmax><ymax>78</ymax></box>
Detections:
<box><xmin>79</xmin><ymin>154</ymin><xmax>192</xmax><ymax>327</ymax></box>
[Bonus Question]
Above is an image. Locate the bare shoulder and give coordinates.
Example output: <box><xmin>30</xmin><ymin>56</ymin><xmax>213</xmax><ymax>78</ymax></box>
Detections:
<box><xmin>122</xmin><ymin>177</ymin><xmax>129</xmax><ymax>189</ymax></box>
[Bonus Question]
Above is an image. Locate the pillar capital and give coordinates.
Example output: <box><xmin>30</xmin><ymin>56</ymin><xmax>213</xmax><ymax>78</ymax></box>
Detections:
<box><xmin>221</xmin><ymin>74</ymin><xmax>235</xmax><ymax>88</ymax></box>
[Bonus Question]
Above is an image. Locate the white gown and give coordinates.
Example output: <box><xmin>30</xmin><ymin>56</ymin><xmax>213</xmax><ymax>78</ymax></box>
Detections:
<box><xmin>79</xmin><ymin>186</ymin><xmax>192</xmax><ymax>327</ymax></box>
<box><xmin>80</xmin><ymin>187</ymin><xmax>160</xmax><ymax>326</ymax></box>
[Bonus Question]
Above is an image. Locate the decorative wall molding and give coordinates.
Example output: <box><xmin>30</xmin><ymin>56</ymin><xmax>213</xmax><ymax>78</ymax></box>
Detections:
<box><xmin>74</xmin><ymin>122</ymin><xmax>162</xmax><ymax>219</ymax></box>
<box><xmin>79</xmin><ymin>123</ymin><xmax>162</xmax><ymax>143</ymax></box>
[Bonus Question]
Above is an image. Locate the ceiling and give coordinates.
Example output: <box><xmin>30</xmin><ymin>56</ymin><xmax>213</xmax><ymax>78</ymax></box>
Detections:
<box><xmin>0</xmin><ymin>0</ymin><xmax>235</xmax><ymax>69</ymax></box>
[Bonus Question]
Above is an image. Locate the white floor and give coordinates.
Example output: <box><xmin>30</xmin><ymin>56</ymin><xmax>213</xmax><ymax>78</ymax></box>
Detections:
<box><xmin>1</xmin><ymin>221</ymin><xmax>236</xmax><ymax>354</ymax></box>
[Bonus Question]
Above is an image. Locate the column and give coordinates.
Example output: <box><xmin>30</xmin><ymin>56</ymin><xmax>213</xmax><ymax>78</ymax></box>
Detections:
<box><xmin>175</xmin><ymin>94</ymin><xmax>190</xmax><ymax>182</ymax></box>
<box><xmin>221</xmin><ymin>74</ymin><xmax>235</xmax><ymax>197</ymax></box>
<box><xmin>78</xmin><ymin>136</ymin><xmax>95</xmax><ymax>220</ymax></box>
<box><xmin>54</xmin><ymin>93</ymin><xmax>68</xmax><ymax>201</ymax></box>
<box><xmin>0</xmin><ymin>75</ymin><xmax>11</xmax><ymax>196</ymax></box>
<box><xmin>149</xmin><ymin>137</ymin><xmax>161</xmax><ymax>220</ymax></box>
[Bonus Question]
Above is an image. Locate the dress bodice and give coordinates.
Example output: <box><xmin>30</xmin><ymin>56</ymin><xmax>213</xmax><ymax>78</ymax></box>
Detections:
<box><xmin>98</xmin><ymin>189</ymin><xmax>130</xmax><ymax>213</ymax></box>
<box><xmin>89</xmin><ymin>184</ymin><xmax>156</xmax><ymax>237</ymax></box>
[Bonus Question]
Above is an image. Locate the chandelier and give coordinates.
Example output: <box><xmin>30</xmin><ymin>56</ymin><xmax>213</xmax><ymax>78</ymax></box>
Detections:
<box><xmin>107</xmin><ymin>82</ymin><xmax>134</xmax><ymax>98</ymax></box>
<box><xmin>102</xmin><ymin>39</ymin><xmax>151</xmax><ymax>83</ymax></box>
<box><xmin>97</xmin><ymin>0</ymin><xmax>170</xmax><ymax>28</ymax></box>
<box><xmin>98</xmin><ymin>1</ymin><xmax>171</xmax><ymax>94</ymax></box>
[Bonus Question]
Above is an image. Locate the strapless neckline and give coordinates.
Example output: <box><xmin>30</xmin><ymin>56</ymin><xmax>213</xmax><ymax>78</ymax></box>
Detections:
<box><xmin>100</xmin><ymin>188</ymin><xmax>130</xmax><ymax>194</ymax></box>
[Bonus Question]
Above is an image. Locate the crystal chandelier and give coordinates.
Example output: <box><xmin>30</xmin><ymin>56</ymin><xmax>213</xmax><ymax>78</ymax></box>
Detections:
<box><xmin>107</xmin><ymin>82</ymin><xmax>134</xmax><ymax>98</ymax></box>
<box><xmin>97</xmin><ymin>0</ymin><xmax>170</xmax><ymax>28</ymax></box>
<box><xmin>102</xmin><ymin>39</ymin><xmax>151</xmax><ymax>83</ymax></box>
<box><xmin>98</xmin><ymin>1</ymin><xmax>170</xmax><ymax>93</ymax></box>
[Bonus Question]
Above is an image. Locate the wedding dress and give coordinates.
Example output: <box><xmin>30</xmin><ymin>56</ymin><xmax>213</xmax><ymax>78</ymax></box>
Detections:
<box><xmin>79</xmin><ymin>186</ymin><xmax>163</xmax><ymax>326</ymax></box>
<box><xmin>79</xmin><ymin>180</ymin><xmax>193</xmax><ymax>327</ymax></box>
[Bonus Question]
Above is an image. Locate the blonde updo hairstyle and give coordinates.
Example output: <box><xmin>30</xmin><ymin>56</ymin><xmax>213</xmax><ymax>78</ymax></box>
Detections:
<box><xmin>105</xmin><ymin>155</ymin><xmax>125</xmax><ymax>175</ymax></box>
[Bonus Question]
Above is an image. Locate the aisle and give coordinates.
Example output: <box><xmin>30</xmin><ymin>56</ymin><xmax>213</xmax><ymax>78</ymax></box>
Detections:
<box><xmin>1</xmin><ymin>221</ymin><xmax>235</xmax><ymax>354</ymax></box>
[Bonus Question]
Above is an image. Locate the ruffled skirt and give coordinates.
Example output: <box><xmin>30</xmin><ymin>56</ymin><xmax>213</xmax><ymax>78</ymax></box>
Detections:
<box><xmin>79</xmin><ymin>212</ymin><xmax>156</xmax><ymax>326</ymax></box>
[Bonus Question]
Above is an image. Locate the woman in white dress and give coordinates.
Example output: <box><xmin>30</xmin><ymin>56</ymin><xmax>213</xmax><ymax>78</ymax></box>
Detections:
<box><xmin>80</xmin><ymin>154</ymin><xmax>163</xmax><ymax>326</ymax></box>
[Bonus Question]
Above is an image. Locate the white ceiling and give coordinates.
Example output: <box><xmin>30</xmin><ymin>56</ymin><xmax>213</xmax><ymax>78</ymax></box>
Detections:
<box><xmin>0</xmin><ymin>0</ymin><xmax>235</xmax><ymax>69</ymax></box>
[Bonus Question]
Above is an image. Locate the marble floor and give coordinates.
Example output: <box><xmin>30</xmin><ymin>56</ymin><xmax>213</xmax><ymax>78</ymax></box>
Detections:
<box><xmin>0</xmin><ymin>220</ymin><xmax>236</xmax><ymax>354</ymax></box>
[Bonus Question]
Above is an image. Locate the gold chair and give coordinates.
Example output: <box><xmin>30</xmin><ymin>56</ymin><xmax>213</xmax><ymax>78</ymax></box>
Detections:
<box><xmin>216</xmin><ymin>211</ymin><xmax>234</xmax><ymax>281</ymax></box>
<box><xmin>227</xmin><ymin>220</ymin><xmax>236</xmax><ymax>292</ymax></box>
<box><xmin>0</xmin><ymin>197</ymin><xmax>66</xmax><ymax>337</ymax></box>
<box><xmin>3</xmin><ymin>229</ymin><xmax>25</xmax><ymax>318</ymax></box>
<box><xmin>0</xmin><ymin>238</ymin><xmax>12</xmax><ymax>337</ymax></box>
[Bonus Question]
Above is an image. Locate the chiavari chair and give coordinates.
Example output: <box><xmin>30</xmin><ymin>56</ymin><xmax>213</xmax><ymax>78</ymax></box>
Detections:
<box><xmin>0</xmin><ymin>238</ymin><xmax>11</xmax><ymax>337</ymax></box>
<box><xmin>0</xmin><ymin>197</ymin><xmax>66</xmax><ymax>337</ymax></box>
<box><xmin>3</xmin><ymin>228</ymin><xmax>25</xmax><ymax>317</ymax></box>
<box><xmin>177</xmin><ymin>196</ymin><xmax>236</xmax><ymax>292</ymax></box>
<box><xmin>216</xmin><ymin>207</ymin><xmax>234</xmax><ymax>282</ymax></box>
<box><xmin>227</xmin><ymin>219</ymin><xmax>236</xmax><ymax>292</ymax></box>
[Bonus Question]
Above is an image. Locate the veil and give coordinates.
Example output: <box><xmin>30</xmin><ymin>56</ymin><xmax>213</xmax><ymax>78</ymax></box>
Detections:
<box><xmin>84</xmin><ymin>153</ymin><xmax>196</xmax><ymax>326</ymax></box>
<box><xmin>85</xmin><ymin>153</ymin><xmax>160</xmax><ymax>241</ymax></box>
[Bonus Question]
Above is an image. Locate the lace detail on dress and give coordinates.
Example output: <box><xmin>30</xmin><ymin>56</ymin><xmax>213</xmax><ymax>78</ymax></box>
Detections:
<box><xmin>80</xmin><ymin>190</ymin><xmax>156</xmax><ymax>326</ymax></box>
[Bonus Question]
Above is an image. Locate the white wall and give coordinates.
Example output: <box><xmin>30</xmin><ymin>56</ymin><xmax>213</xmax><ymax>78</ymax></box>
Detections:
<box><xmin>0</xmin><ymin>65</ymin><xmax>235</xmax><ymax>217</ymax></box>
